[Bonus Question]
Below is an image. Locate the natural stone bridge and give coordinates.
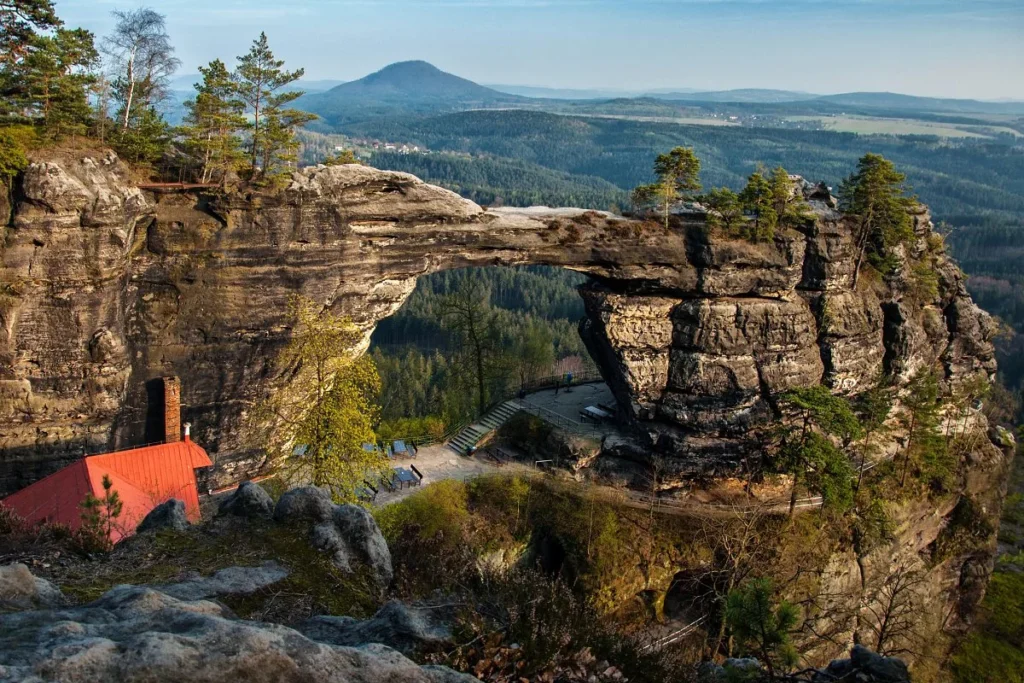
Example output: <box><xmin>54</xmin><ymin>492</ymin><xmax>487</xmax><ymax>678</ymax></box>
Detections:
<box><xmin>0</xmin><ymin>151</ymin><xmax>996</xmax><ymax>492</ymax></box>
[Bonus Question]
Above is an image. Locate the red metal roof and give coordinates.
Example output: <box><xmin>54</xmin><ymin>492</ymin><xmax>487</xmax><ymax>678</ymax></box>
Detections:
<box><xmin>1</xmin><ymin>439</ymin><xmax>212</xmax><ymax>543</ymax></box>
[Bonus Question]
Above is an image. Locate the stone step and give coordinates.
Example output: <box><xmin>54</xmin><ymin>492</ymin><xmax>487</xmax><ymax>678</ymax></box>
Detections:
<box><xmin>445</xmin><ymin>400</ymin><xmax>524</xmax><ymax>456</ymax></box>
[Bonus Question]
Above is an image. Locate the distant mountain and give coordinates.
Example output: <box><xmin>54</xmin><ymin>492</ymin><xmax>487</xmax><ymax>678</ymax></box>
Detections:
<box><xmin>814</xmin><ymin>92</ymin><xmax>1024</xmax><ymax>115</ymax></box>
<box><xmin>486</xmin><ymin>84</ymin><xmax>644</xmax><ymax>100</ymax></box>
<box><xmin>653</xmin><ymin>88</ymin><xmax>819</xmax><ymax>104</ymax></box>
<box><xmin>297</xmin><ymin>61</ymin><xmax>527</xmax><ymax>125</ymax></box>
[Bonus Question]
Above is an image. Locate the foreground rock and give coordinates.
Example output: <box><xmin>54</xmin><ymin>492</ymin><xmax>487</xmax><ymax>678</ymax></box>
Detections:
<box><xmin>301</xmin><ymin>601</ymin><xmax>455</xmax><ymax>656</ymax></box>
<box><xmin>0</xmin><ymin>581</ymin><xmax>476</xmax><ymax>683</ymax></box>
<box><xmin>0</xmin><ymin>564</ymin><xmax>64</xmax><ymax>611</ymax></box>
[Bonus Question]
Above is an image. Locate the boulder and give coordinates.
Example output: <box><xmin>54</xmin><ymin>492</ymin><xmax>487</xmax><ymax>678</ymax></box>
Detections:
<box><xmin>219</xmin><ymin>481</ymin><xmax>274</xmax><ymax>518</ymax></box>
<box><xmin>310</xmin><ymin>505</ymin><xmax>393</xmax><ymax>589</ymax></box>
<box><xmin>155</xmin><ymin>562</ymin><xmax>289</xmax><ymax>601</ymax></box>
<box><xmin>0</xmin><ymin>563</ymin><xmax>64</xmax><ymax>611</ymax></box>
<box><xmin>137</xmin><ymin>499</ymin><xmax>188</xmax><ymax>533</ymax></box>
<box><xmin>300</xmin><ymin>601</ymin><xmax>454</xmax><ymax>656</ymax></box>
<box><xmin>273</xmin><ymin>486</ymin><xmax>335</xmax><ymax>524</ymax></box>
<box><xmin>813</xmin><ymin>645</ymin><xmax>910</xmax><ymax>683</ymax></box>
<box><xmin>0</xmin><ymin>580</ymin><xmax>478</xmax><ymax>683</ymax></box>
<box><xmin>332</xmin><ymin>505</ymin><xmax>393</xmax><ymax>588</ymax></box>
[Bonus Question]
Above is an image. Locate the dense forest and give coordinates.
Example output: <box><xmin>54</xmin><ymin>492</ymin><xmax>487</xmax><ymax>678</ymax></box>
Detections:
<box><xmin>369</xmin><ymin>151</ymin><xmax>627</xmax><ymax>210</ymax></box>
<box><xmin>370</xmin><ymin>266</ymin><xmax>595</xmax><ymax>436</ymax></box>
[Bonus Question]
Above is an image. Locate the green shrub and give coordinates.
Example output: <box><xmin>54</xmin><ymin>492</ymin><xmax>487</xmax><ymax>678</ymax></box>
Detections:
<box><xmin>376</xmin><ymin>415</ymin><xmax>447</xmax><ymax>444</ymax></box>
<box><xmin>951</xmin><ymin>632</ymin><xmax>1024</xmax><ymax>683</ymax></box>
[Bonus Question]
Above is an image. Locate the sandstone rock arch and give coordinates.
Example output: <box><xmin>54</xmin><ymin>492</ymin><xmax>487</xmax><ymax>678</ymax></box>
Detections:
<box><xmin>0</xmin><ymin>154</ymin><xmax>995</xmax><ymax>492</ymax></box>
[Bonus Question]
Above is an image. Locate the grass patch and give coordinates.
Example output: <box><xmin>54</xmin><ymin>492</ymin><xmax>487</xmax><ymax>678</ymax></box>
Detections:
<box><xmin>951</xmin><ymin>571</ymin><xmax>1024</xmax><ymax>683</ymax></box>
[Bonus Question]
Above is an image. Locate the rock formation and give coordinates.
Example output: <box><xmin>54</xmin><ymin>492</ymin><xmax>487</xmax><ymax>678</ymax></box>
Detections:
<box><xmin>0</xmin><ymin>576</ymin><xmax>476</xmax><ymax>683</ymax></box>
<box><xmin>0</xmin><ymin>150</ymin><xmax>999</xmax><ymax>496</ymax></box>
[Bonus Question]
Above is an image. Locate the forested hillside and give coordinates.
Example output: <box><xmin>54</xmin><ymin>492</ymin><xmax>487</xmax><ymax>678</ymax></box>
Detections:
<box><xmin>370</xmin><ymin>267</ymin><xmax>594</xmax><ymax>435</ymax></box>
<box><xmin>369</xmin><ymin>151</ymin><xmax>627</xmax><ymax>209</ymax></box>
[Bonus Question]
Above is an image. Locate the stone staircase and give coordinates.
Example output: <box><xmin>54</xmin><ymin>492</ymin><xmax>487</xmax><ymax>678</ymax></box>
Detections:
<box><xmin>448</xmin><ymin>400</ymin><xmax>523</xmax><ymax>456</ymax></box>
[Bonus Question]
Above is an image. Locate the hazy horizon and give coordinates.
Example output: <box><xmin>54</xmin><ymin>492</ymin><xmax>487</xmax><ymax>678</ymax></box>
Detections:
<box><xmin>64</xmin><ymin>0</ymin><xmax>1024</xmax><ymax>100</ymax></box>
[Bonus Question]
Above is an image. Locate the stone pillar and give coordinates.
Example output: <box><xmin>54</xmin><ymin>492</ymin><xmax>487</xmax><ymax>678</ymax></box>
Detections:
<box><xmin>163</xmin><ymin>376</ymin><xmax>181</xmax><ymax>444</ymax></box>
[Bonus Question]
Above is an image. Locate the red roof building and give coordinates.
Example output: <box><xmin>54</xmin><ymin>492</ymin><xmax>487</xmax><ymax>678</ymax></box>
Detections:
<box><xmin>0</xmin><ymin>377</ymin><xmax>212</xmax><ymax>543</ymax></box>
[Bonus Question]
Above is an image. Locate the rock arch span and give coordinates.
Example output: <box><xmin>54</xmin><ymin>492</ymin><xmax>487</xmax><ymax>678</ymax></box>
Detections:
<box><xmin>0</xmin><ymin>155</ymin><xmax>995</xmax><ymax>492</ymax></box>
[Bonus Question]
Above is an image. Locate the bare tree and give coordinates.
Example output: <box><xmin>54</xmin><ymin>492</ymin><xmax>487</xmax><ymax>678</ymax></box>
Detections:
<box><xmin>102</xmin><ymin>7</ymin><xmax>178</xmax><ymax>130</ymax></box>
<box><xmin>861</xmin><ymin>563</ymin><xmax>925</xmax><ymax>657</ymax></box>
<box><xmin>685</xmin><ymin>504</ymin><xmax>779</xmax><ymax>659</ymax></box>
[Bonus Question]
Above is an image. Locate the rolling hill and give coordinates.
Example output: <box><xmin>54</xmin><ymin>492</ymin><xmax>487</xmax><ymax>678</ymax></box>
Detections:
<box><xmin>814</xmin><ymin>91</ymin><xmax>1024</xmax><ymax>115</ymax></box>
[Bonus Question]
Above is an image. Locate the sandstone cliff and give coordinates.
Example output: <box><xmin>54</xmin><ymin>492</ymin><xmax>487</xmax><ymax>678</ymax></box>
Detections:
<box><xmin>0</xmin><ymin>149</ymin><xmax>999</xmax><ymax>497</ymax></box>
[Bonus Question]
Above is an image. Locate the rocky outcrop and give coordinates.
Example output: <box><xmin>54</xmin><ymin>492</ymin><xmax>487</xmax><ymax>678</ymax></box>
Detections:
<box><xmin>136</xmin><ymin>498</ymin><xmax>188</xmax><ymax>533</ymax></box>
<box><xmin>0</xmin><ymin>563</ymin><xmax>64</xmax><ymax>611</ymax></box>
<box><xmin>219</xmin><ymin>480</ymin><xmax>274</xmax><ymax>518</ymax></box>
<box><xmin>813</xmin><ymin>645</ymin><xmax>911</xmax><ymax>683</ymax></box>
<box><xmin>271</xmin><ymin>485</ymin><xmax>393</xmax><ymax>588</ymax></box>
<box><xmin>698</xmin><ymin>645</ymin><xmax>910</xmax><ymax>683</ymax></box>
<box><xmin>300</xmin><ymin>601</ymin><xmax>455</xmax><ymax>656</ymax></box>
<box><xmin>0</xmin><ymin>151</ymin><xmax>998</xmax><ymax>493</ymax></box>
<box><xmin>154</xmin><ymin>561</ymin><xmax>289</xmax><ymax>602</ymax></box>
<box><xmin>0</xmin><ymin>579</ymin><xmax>476</xmax><ymax>683</ymax></box>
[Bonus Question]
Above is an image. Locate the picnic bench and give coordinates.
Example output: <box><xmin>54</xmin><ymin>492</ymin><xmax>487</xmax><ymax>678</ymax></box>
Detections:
<box><xmin>391</xmin><ymin>440</ymin><xmax>418</xmax><ymax>458</ymax></box>
<box><xmin>392</xmin><ymin>465</ymin><xmax>423</xmax><ymax>490</ymax></box>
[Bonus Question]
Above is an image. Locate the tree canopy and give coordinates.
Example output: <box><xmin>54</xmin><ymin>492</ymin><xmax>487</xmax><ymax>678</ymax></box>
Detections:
<box><xmin>839</xmin><ymin>153</ymin><xmax>917</xmax><ymax>285</ymax></box>
<box><xmin>254</xmin><ymin>297</ymin><xmax>385</xmax><ymax>503</ymax></box>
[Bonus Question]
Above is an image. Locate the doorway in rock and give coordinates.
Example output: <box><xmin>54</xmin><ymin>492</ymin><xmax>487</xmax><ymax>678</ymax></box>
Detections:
<box><xmin>369</xmin><ymin>265</ymin><xmax>601</xmax><ymax>442</ymax></box>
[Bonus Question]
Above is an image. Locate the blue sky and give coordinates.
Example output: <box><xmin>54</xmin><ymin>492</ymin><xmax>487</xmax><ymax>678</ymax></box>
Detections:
<box><xmin>60</xmin><ymin>0</ymin><xmax>1024</xmax><ymax>99</ymax></box>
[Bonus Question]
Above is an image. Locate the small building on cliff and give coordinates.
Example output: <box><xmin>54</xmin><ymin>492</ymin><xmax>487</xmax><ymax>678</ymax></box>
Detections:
<box><xmin>0</xmin><ymin>377</ymin><xmax>211</xmax><ymax>543</ymax></box>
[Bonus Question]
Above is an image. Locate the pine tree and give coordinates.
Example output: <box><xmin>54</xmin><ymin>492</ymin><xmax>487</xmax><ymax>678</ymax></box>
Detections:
<box><xmin>726</xmin><ymin>578</ymin><xmax>799</xmax><ymax>680</ymax></box>
<box><xmin>235</xmin><ymin>32</ymin><xmax>316</xmax><ymax>182</ymax></box>
<box><xmin>702</xmin><ymin>187</ymin><xmax>744</xmax><ymax>236</ymax></box>
<box><xmin>739</xmin><ymin>167</ymin><xmax>778</xmax><ymax>241</ymax></box>
<box><xmin>769</xmin><ymin>166</ymin><xmax>813</xmax><ymax>228</ymax></box>
<box><xmin>259</xmin><ymin>105</ymin><xmax>316</xmax><ymax>183</ymax></box>
<box><xmin>0</xmin><ymin>0</ymin><xmax>60</xmax><ymax>73</ymax></box>
<box><xmin>181</xmin><ymin>59</ymin><xmax>246</xmax><ymax>183</ymax></box>
<box><xmin>779</xmin><ymin>385</ymin><xmax>861</xmax><ymax>514</ymax></box>
<box><xmin>77</xmin><ymin>474</ymin><xmax>123</xmax><ymax>552</ymax></box>
<box><xmin>839</xmin><ymin>153</ymin><xmax>916</xmax><ymax>285</ymax></box>
<box><xmin>112</xmin><ymin>106</ymin><xmax>170</xmax><ymax>164</ymax></box>
<box><xmin>19</xmin><ymin>27</ymin><xmax>97</xmax><ymax>138</ymax></box>
<box><xmin>631</xmin><ymin>146</ymin><xmax>701</xmax><ymax>228</ymax></box>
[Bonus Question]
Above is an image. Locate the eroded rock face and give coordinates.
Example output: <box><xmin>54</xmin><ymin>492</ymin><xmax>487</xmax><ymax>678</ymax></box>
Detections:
<box><xmin>0</xmin><ymin>151</ymin><xmax>997</xmax><ymax>493</ymax></box>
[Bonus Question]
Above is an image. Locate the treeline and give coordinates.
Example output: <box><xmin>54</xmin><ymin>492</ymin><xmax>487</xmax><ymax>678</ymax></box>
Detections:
<box><xmin>370</xmin><ymin>151</ymin><xmax>628</xmax><ymax>210</ymax></box>
<box><xmin>371</xmin><ymin>266</ymin><xmax>594</xmax><ymax>429</ymax></box>
<box><xmin>1</xmin><ymin>2</ymin><xmax>318</xmax><ymax>189</ymax></box>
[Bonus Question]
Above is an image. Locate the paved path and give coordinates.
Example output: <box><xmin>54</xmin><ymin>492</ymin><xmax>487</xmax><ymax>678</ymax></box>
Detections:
<box><xmin>374</xmin><ymin>444</ymin><xmax>533</xmax><ymax>506</ymax></box>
